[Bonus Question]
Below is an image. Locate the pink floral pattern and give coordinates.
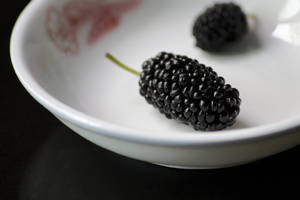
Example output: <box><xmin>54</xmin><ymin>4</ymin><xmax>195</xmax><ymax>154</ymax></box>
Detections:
<box><xmin>46</xmin><ymin>0</ymin><xmax>142</xmax><ymax>54</ymax></box>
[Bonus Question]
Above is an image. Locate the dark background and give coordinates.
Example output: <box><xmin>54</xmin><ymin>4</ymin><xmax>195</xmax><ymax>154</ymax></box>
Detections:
<box><xmin>1</xmin><ymin>1</ymin><xmax>300</xmax><ymax>199</ymax></box>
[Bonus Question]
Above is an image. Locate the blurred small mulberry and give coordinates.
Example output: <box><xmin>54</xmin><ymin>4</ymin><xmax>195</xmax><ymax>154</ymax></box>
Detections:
<box><xmin>193</xmin><ymin>2</ymin><xmax>248</xmax><ymax>51</ymax></box>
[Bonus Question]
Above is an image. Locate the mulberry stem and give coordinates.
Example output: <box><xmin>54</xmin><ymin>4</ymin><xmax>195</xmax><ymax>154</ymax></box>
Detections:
<box><xmin>247</xmin><ymin>14</ymin><xmax>256</xmax><ymax>21</ymax></box>
<box><xmin>247</xmin><ymin>14</ymin><xmax>257</xmax><ymax>29</ymax></box>
<box><xmin>106</xmin><ymin>53</ymin><xmax>141</xmax><ymax>76</ymax></box>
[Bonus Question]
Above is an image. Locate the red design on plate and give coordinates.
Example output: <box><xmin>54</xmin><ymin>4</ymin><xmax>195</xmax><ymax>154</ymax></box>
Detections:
<box><xmin>46</xmin><ymin>0</ymin><xmax>141</xmax><ymax>54</ymax></box>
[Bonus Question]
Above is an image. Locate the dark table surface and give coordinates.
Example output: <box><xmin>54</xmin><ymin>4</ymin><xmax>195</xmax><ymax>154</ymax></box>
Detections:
<box><xmin>1</xmin><ymin>1</ymin><xmax>300</xmax><ymax>199</ymax></box>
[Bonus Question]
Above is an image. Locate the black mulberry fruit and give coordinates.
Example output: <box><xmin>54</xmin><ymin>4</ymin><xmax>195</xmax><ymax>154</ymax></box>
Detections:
<box><xmin>106</xmin><ymin>52</ymin><xmax>241</xmax><ymax>131</ymax></box>
<box><xmin>193</xmin><ymin>2</ymin><xmax>248</xmax><ymax>51</ymax></box>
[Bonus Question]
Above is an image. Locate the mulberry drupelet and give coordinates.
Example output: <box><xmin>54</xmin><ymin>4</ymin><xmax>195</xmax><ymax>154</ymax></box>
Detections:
<box><xmin>106</xmin><ymin>52</ymin><xmax>241</xmax><ymax>131</ymax></box>
<box><xmin>193</xmin><ymin>2</ymin><xmax>248</xmax><ymax>51</ymax></box>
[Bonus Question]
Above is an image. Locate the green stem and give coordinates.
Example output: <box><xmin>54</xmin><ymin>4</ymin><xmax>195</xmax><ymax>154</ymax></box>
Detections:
<box><xmin>105</xmin><ymin>53</ymin><xmax>141</xmax><ymax>76</ymax></box>
<box><xmin>247</xmin><ymin>14</ymin><xmax>257</xmax><ymax>21</ymax></box>
<box><xmin>247</xmin><ymin>14</ymin><xmax>257</xmax><ymax>28</ymax></box>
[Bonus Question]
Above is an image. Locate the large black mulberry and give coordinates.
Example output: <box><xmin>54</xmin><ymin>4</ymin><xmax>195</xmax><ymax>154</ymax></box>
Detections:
<box><xmin>193</xmin><ymin>2</ymin><xmax>248</xmax><ymax>51</ymax></box>
<box><xmin>106</xmin><ymin>52</ymin><xmax>241</xmax><ymax>131</ymax></box>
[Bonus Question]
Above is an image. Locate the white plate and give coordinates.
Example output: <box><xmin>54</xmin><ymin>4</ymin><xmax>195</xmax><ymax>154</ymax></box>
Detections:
<box><xmin>10</xmin><ymin>0</ymin><xmax>300</xmax><ymax>169</ymax></box>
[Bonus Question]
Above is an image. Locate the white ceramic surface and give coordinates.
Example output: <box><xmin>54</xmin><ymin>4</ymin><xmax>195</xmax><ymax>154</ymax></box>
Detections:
<box><xmin>10</xmin><ymin>0</ymin><xmax>300</xmax><ymax>169</ymax></box>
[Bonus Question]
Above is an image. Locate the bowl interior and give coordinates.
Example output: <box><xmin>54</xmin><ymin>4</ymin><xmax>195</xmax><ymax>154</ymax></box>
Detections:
<box><xmin>15</xmin><ymin>0</ymin><xmax>300</xmax><ymax>134</ymax></box>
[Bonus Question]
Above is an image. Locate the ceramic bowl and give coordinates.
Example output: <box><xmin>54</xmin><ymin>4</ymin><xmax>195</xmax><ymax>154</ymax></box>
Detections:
<box><xmin>10</xmin><ymin>0</ymin><xmax>300</xmax><ymax>169</ymax></box>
